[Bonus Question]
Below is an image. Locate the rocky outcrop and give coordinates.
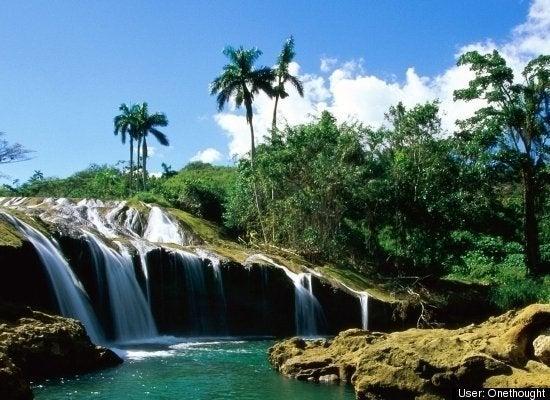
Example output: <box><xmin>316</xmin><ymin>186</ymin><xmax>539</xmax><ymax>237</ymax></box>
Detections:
<box><xmin>532</xmin><ymin>327</ymin><xmax>550</xmax><ymax>366</ymax></box>
<box><xmin>268</xmin><ymin>304</ymin><xmax>550</xmax><ymax>400</ymax></box>
<box><xmin>0</xmin><ymin>304</ymin><xmax>122</xmax><ymax>399</ymax></box>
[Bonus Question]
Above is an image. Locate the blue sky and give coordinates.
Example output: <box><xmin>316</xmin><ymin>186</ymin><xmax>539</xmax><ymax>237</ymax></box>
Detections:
<box><xmin>0</xmin><ymin>0</ymin><xmax>548</xmax><ymax>184</ymax></box>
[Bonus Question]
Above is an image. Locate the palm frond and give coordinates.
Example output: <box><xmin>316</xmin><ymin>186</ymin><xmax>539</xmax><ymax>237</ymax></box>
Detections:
<box><xmin>149</xmin><ymin>128</ymin><xmax>169</xmax><ymax>146</ymax></box>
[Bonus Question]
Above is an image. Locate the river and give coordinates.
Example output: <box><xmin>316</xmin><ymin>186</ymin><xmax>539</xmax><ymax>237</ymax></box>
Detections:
<box><xmin>32</xmin><ymin>338</ymin><xmax>355</xmax><ymax>400</ymax></box>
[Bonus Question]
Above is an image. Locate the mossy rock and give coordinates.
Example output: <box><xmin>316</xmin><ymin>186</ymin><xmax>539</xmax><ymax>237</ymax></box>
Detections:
<box><xmin>269</xmin><ymin>304</ymin><xmax>550</xmax><ymax>400</ymax></box>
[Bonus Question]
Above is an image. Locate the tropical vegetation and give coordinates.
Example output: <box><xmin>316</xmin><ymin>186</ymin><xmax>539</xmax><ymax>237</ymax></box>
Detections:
<box><xmin>1</xmin><ymin>45</ymin><xmax>549</xmax><ymax>310</ymax></box>
<box><xmin>113</xmin><ymin>102</ymin><xmax>169</xmax><ymax>191</ymax></box>
<box><xmin>210</xmin><ymin>46</ymin><xmax>274</xmax><ymax>163</ymax></box>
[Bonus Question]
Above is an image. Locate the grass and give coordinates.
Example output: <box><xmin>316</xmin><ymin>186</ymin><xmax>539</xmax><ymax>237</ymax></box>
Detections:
<box><xmin>0</xmin><ymin>213</ymin><xmax>24</xmax><ymax>247</ymax></box>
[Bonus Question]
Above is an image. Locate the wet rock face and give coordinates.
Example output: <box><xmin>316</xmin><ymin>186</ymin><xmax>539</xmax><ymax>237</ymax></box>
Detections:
<box><xmin>0</xmin><ymin>241</ymin><xmax>56</xmax><ymax>313</ymax></box>
<box><xmin>0</xmin><ymin>351</ymin><xmax>32</xmax><ymax>400</ymax></box>
<box><xmin>0</xmin><ymin>305</ymin><xmax>122</xmax><ymax>399</ymax></box>
<box><xmin>268</xmin><ymin>304</ymin><xmax>550</xmax><ymax>400</ymax></box>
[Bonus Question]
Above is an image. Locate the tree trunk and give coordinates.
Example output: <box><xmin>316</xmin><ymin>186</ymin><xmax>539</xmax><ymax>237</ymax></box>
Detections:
<box><xmin>272</xmin><ymin>93</ymin><xmax>280</xmax><ymax>134</ymax></box>
<box><xmin>129</xmin><ymin>137</ymin><xmax>134</xmax><ymax>193</ymax></box>
<box><xmin>521</xmin><ymin>163</ymin><xmax>541</xmax><ymax>275</ymax></box>
<box><xmin>142</xmin><ymin>137</ymin><xmax>148</xmax><ymax>190</ymax></box>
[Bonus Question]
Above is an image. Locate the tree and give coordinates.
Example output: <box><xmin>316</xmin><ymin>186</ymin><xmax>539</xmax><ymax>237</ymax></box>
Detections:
<box><xmin>0</xmin><ymin>133</ymin><xmax>32</xmax><ymax>165</ymax></box>
<box><xmin>114</xmin><ymin>103</ymin><xmax>139</xmax><ymax>191</ymax></box>
<box><xmin>210</xmin><ymin>46</ymin><xmax>275</xmax><ymax>162</ymax></box>
<box><xmin>225</xmin><ymin>111</ymin><xmax>370</xmax><ymax>262</ymax></box>
<box><xmin>454</xmin><ymin>50</ymin><xmax>550</xmax><ymax>275</ymax></box>
<box><xmin>134</xmin><ymin>102</ymin><xmax>169</xmax><ymax>189</ymax></box>
<box><xmin>271</xmin><ymin>36</ymin><xmax>304</xmax><ymax>132</ymax></box>
<box><xmin>375</xmin><ymin>102</ymin><xmax>462</xmax><ymax>273</ymax></box>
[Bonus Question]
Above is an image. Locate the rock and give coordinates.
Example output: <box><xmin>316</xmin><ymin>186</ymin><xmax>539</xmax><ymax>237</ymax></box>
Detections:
<box><xmin>319</xmin><ymin>373</ymin><xmax>340</xmax><ymax>383</ymax></box>
<box><xmin>533</xmin><ymin>333</ymin><xmax>550</xmax><ymax>366</ymax></box>
<box><xmin>0</xmin><ymin>351</ymin><xmax>32</xmax><ymax>400</ymax></box>
<box><xmin>0</xmin><ymin>305</ymin><xmax>122</xmax><ymax>399</ymax></box>
<box><xmin>268</xmin><ymin>304</ymin><xmax>550</xmax><ymax>400</ymax></box>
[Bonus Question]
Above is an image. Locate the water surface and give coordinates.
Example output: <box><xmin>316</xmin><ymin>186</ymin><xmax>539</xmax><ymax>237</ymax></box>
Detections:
<box><xmin>32</xmin><ymin>339</ymin><xmax>355</xmax><ymax>400</ymax></box>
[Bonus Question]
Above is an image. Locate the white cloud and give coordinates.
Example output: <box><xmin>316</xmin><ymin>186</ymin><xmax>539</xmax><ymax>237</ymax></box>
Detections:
<box><xmin>320</xmin><ymin>57</ymin><xmax>338</xmax><ymax>73</ymax></box>
<box><xmin>213</xmin><ymin>0</ymin><xmax>550</xmax><ymax>155</ymax></box>
<box><xmin>190</xmin><ymin>147</ymin><xmax>223</xmax><ymax>163</ymax></box>
<box><xmin>214</xmin><ymin>113</ymin><xmax>251</xmax><ymax>159</ymax></box>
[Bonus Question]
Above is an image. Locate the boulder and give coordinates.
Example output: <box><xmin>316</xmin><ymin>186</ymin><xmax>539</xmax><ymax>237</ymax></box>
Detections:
<box><xmin>0</xmin><ymin>351</ymin><xmax>32</xmax><ymax>400</ymax></box>
<box><xmin>533</xmin><ymin>330</ymin><xmax>550</xmax><ymax>366</ymax></box>
<box><xmin>268</xmin><ymin>304</ymin><xmax>550</xmax><ymax>400</ymax></box>
<box><xmin>0</xmin><ymin>304</ymin><xmax>122</xmax><ymax>399</ymax></box>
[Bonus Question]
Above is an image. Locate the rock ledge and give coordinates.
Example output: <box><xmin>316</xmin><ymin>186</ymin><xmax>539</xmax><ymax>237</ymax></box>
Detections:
<box><xmin>268</xmin><ymin>304</ymin><xmax>550</xmax><ymax>400</ymax></box>
<box><xmin>0</xmin><ymin>305</ymin><xmax>122</xmax><ymax>400</ymax></box>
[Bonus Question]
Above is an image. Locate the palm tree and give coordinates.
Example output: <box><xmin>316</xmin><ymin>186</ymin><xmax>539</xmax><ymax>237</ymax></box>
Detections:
<box><xmin>134</xmin><ymin>102</ymin><xmax>169</xmax><ymax>189</ymax></box>
<box><xmin>272</xmin><ymin>36</ymin><xmax>304</xmax><ymax>132</ymax></box>
<box><xmin>210</xmin><ymin>46</ymin><xmax>275</xmax><ymax>163</ymax></box>
<box><xmin>114</xmin><ymin>103</ymin><xmax>139</xmax><ymax>191</ymax></box>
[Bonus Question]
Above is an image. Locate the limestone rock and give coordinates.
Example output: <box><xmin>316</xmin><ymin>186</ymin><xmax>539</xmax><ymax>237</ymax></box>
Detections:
<box><xmin>0</xmin><ymin>305</ymin><xmax>122</xmax><ymax>399</ymax></box>
<box><xmin>533</xmin><ymin>333</ymin><xmax>550</xmax><ymax>366</ymax></box>
<box><xmin>268</xmin><ymin>304</ymin><xmax>550</xmax><ymax>400</ymax></box>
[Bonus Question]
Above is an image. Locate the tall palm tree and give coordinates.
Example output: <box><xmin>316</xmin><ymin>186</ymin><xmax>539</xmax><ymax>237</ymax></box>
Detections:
<box><xmin>134</xmin><ymin>102</ymin><xmax>169</xmax><ymax>189</ymax></box>
<box><xmin>272</xmin><ymin>36</ymin><xmax>304</xmax><ymax>132</ymax></box>
<box><xmin>114</xmin><ymin>103</ymin><xmax>139</xmax><ymax>191</ymax></box>
<box><xmin>210</xmin><ymin>46</ymin><xmax>275</xmax><ymax>163</ymax></box>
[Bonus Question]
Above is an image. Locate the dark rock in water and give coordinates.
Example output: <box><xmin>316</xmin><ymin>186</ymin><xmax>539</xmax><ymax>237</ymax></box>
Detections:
<box><xmin>0</xmin><ymin>304</ymin><xmax>122</xmax><ymax>399</ymax></box>
<box><xmin>268</xmin><ymin>304</ymin><xmax>550</xmax><ymax>400</ymax></box>
<box><xmin>0</xmin><ymin>351</ymin><xmax>32</xmax><ymax>400</ymax></box>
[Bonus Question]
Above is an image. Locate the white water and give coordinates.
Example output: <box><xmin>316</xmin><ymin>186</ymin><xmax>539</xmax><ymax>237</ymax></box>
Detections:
<box><xmin>143</xmin><ymin>206</ymin><xmax>184</xmax><ymax>244</ymax></box>
<box><xmin>85</xmin><ymin>232</ymin><xmax>158</xmax><ymax>343</ymax></box>
<box><xmin>1</xmin><ymin>212</ymin><xmax>104</xmax><ymax>343</ymax></box>
<box><xmin>360</xmin><ymin>292</ymin><xmax>369</xmax><ymax>330</ymax></box>
<box><xmin>248</xmin><ymin>254</ymin><xmax>325</xmax><ymax>337</ymax></box>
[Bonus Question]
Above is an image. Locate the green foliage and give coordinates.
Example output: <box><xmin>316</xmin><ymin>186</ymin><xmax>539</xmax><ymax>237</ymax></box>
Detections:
<box><xmin>454</xmin><ymin>50</ymin><xmax>550</xmax><ymax>275</ymax></box>
<box><xmin>210</xmin><ymin>46</ymin><xmax>275</xmax><ymax>160</ymax></box>
<box><xmin>225</xmin><ymin>111</ymin><xmax>372</xmax><ymax>263</ymax></box>
<box><xmin>490</xmin><ymin>275</ymin><xmax>550</xmax><ymax>310</ymax></box>
<box><xmin>10</xmin><ymin>164</ymin><xmax>127</xmax><ymax>199</ymax></box>
<box><xmin>149</xmin><ymin>162</ymin><xmax>237</xmax><ymax>224</ymax></box>
<box><xmin>443</xmin><ymin>230</ymin><xmax>549</xmax><ymax>310</ymax></box>
<box><xmin>113</xmin><ymin>102</ymin><xmax>169</xmax><ymax>191</ymax></box>
<box><xmin>129</xmin><ymin>191</ymin><xmax>172</xmax><ymax>208</ymax></box>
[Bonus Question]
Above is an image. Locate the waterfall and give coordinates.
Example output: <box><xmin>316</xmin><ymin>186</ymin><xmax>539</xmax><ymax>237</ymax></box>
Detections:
<box><xmin>172</xmin><ymin>250</ymin><xmax>211</xmax><ymax>334</ymax></box>
<box><xmin>360</xmin><ymin>292</ymin><xmax>369</xmax><ymax>330</ymax></box>
<box><xmin>77</xmin><ymin>199</ymin><xmax>117</xmax><ymax>239</ymax></box>
<box><xmin>143</xmin><ymin>206</ymin><xmax>184</xmax><ymax>244</ymax></box>
<box><xmin>84</xmin><ymin>233</ymin><xmax>158</xmax><ymax>343</ymax></box>
<box><xmin>198</xmin><ymin>251</ymin><xmax>228</xmax><ymax>334</ymax></box>
<box><xmin>248</xmin><ymin>254</ymin><xmax>325</xmax><ymax>337</ymax></box>
<box><xmin>1</xmin><ymin>212</ymin><xmax>104</xmax><ymax>343</ymax></box>
<box><xmin>290</xmin><ymin>272</ymin><xmax>326</xmax><ymax>336</ymax></box>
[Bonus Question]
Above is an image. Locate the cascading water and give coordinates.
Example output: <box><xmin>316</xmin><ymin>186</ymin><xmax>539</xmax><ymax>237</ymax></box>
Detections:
<box><xmin>198</xmin><ymin>251</ymin><xmax>228</xmax><ymax>334</ymax></box>
<box><xmin>291</xmin><ymin>272</ymin><xmax>326</xmax><ymax>336</ymax></box>
<box><xmin>143</xmin><ymin>206</ymin><xmax>185</xmax><ymax>244</ymax></box>
<box><xmin>1</xmin><ymin>212</ymin><xmax>104</xmax><ymax>343</ymax></box>
<box><xmin>1</xmin><ymin>199</ymin><xmax>368</xmax><ymax>339</ymax></box>
<box><xmin>84</xmin><ymin>232</ymin><xmax>158</xmax><ymax>342</ymax></box>
<box><xmin>248</xmin><ymin>254</ymin><xmax>326</xmax><ymax>337</ymax></box>
<box><xmin>173</xmin><ymin>250</ymin><xmax>212</xmax><ymax>334</ymax></box>
<box><xmin>360</xmin><ymin>292</ymin><xmax>369</xmax><ymax>330</ymax></box>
